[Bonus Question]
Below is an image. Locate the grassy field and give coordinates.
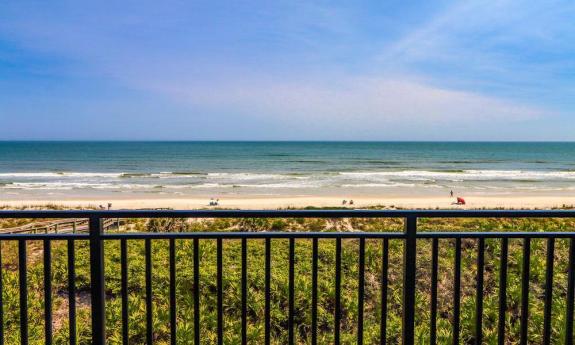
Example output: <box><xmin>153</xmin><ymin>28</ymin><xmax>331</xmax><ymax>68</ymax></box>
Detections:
<box><xmin>0</xmin><ymin>212</ymin><xmax>574</xmax><ymax>344</ymax></box>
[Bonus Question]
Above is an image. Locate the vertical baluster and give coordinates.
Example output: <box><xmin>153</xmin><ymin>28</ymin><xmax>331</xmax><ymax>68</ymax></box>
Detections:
<box><xmin>498</xmin><ymin>238</ymin><xmax>508</xmax><ymax>345</ymax></box>
<box><xmin>67</xmin><ymin>240</ymin><xmax>77</xmax><ymax>345</ymax></box>
<box><xmin>543</xmin><ymin>238</ymin><xmax>555</xmax><ymax>345</ymax></box>
<box><xmin>145</xmin><ymin>239</ymin><xmax>153</xmax><ymax>344</ymax></box>
<box><xmin>120</xmin><ymin>239</ymin><xmax>128</xmax><ymax>345</ymax></box>
<box><xmin>217</xmin><ymin>238</ymin><xmax>223</xmax><ymax>345</ymax></box>
<box><xmin>565</xmin><ymin>238</ymin><xmax>575</xmax><ymax>345</ymax></box>
<box><xmin>19</xmin><ymin>240</ymin><xmax>28</xmax><ymax>345</ymax></box>
<box><xmin>241</xmin><ymin>238</ymin><xmax>247</xmax><ymax>345</ymax></box>
<box><xmin>265</xmin><ymin>238</ymin><xmax>271</xmax><ymax>345</ymax></box>
<box><xmin>168</xmin><ymin>239</ymin><xmax>177</xmax><ymax>345</ymax></box>
<box><xmin>334</xmin><ymin>238</ymin><xmax>341</xmax><ymax>345</ymax></box>
<box><xmin>520</xmin><ymin>238</ymin><xmax>531</xmax><ymax>345</ymax></box>
<box><xmin>194</xmin><ymin>238</ymin><xmax>200</xmax><ymax>345</ymax></box>
<box><xmin>358</xmin><ymin>238</ymin><xmax>365</xmax><ymax>345</ymax></box>
<box><xmin>311</xmin><ymin>238</ymin><xmax>318</xmax><ymax>345</ymax></box>
<box><xmin>453</xmin><ymin>238</ymin><xmax>461</xmax><ymax>345</ymax></box>
<box><xmin>44</xmin><ymin>240</ymin><xmax>52</xmax><ymax>345</ymax></box>
<box><xmin>380</xmin><ymin>238</ymin><xmax>389</xmax><ymax>345</ymax></box>
<box><xmin>475</xmin><ymin>238</ymin><xmax>485</xmax><ymax>345</ymax></box>
<box><xmin>288</xmin><ymin>238</ymin><xmax>295</xmax><ymax>345</ymax></box>
<box><xmin>170</xmin><ymin>239</ymin><xmax>176</xmax><ymax>345</ymax></box>
<box><xmin>430</xmin><ymin>239</ymin><xmax>438</xmax><ymax>345</ymax></box>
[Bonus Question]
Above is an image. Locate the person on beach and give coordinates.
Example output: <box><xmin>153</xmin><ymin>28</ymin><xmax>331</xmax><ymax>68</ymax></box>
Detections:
<box><xmin>450</xmin><ymin>190</ymin><xmax>454</xmax><ymax>197</ymax></box>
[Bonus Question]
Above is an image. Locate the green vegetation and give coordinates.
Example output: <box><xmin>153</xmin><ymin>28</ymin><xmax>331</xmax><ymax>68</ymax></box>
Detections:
<box><xmin>1</xmin><ymin>214</ymin><xmax>575</xmax><ymax>344</ymax></box>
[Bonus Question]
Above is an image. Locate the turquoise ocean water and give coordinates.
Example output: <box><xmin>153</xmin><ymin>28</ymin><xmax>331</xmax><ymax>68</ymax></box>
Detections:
<box><xmin>0</xmin><ymin>141</ymin><xmax>574</xmax><ymax>198</ymax></box>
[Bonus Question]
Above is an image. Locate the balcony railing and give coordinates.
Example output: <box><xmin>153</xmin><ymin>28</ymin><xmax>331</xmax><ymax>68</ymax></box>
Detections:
<box><xmin>0</xmin><ymin>209</ymin><xmax>574</xmax><ymax>344</ymax></box>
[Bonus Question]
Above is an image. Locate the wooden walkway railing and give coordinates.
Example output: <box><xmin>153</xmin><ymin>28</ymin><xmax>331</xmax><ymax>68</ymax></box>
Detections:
<box><xmin>0</xmin><ymin>218</ymin><xmax>121</xmax><ymax>234</ymax></box>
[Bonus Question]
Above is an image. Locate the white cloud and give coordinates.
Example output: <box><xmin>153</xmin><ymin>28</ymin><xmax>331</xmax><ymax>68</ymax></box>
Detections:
<box><xmin>146</xmin><ymin>74</ymin><xmax>546</xmax><ymax>127</ymax></box>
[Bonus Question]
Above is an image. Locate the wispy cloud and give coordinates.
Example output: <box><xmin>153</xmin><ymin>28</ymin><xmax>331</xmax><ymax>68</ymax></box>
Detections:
<box><xmin>0</xmin><ymin>0</ymin><xmax>573</xmax><ymax>140</ymax></box>
<box><xmin>148</xmin><ymin>73</ymin><xmax>546</xmax><ymax>124</ymax></box>
<box><xmin>375</xmin><ymin>0</ymin><xmax>575</xmax><ymax>97</ymax></box>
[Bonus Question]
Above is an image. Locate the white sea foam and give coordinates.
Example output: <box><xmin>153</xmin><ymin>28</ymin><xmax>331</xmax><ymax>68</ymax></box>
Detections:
<box><xmin>206</xmin><ymin>172</ymin><xmax>307</xmax><ymax>181</ymax></box>
<box><xmin>4</xmin><ymin>169</ymin><xmax>573</xmax><ymax>182</ymax></box>
<box><xmin>340</xmin><ymin>170</ymin><xmax>575</xmax><ymax>181</ymax></box>
<box><xmin>169</xmin><ymin>183</ymin><xmax>234</xmax><ymax>189</ymax></box>
<box><xmin>3</xmin><ymin>182</ymin><xmax>155</xmax><ymax>190</ymax></box>
<box><xmin>0</xmin><ymin>172</ymin><xmax>123</xmax><ymax>178</ymax></box>
<box><xmin>233</xmin><ymin>182</ymin><xmax>318</xmax><ymax>189</ymax></box>
<box><xmin>340</xmin><ymin>183</ymin><xmax>438</xmax><ymax>188</ymax></box>
<box><xmin>2</xmin><ymin>169</ymin><xmax>575</xmax><ymax>192</ymax></box>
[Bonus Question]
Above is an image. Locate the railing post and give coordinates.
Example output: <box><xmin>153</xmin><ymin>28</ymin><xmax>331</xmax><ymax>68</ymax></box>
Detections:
<box><xmin>89</xmin><ymin>216</ymin><xmax>106</xmax><ymax>345</ymax></box>
<box><xmin>403</xmin><ymin>216</ymin><xmax>417</xmax><ymax>345</ymax></box>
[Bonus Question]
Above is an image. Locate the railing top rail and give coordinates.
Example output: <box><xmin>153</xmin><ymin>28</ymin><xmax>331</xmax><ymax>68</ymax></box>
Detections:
<box><xmin>101</xmin><ymin>231</ymin><xmax>575</xmax><ymax>239</ymax></box>
<box><xmin>1</xmin><ymin>230</ymin><xmax>574</xmax><ymax>240</ymax></box>
<box><xmin>0</xmin><ymin>209</ymin><xmax>575</xmax><ymax>218</ymax></box>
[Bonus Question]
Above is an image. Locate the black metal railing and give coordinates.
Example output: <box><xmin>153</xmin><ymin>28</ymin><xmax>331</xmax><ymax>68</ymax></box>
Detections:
<box><xmin>0</xmin><ymin>209</ymin><xmax>574</xmax><ymax>344</ymax></box>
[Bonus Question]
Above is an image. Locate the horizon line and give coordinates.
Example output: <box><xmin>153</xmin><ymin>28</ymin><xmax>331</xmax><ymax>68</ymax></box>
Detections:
<box><xmin>1</xmin><ymin>140</ymin><xmax>575</xmax><ymax>143</ymax></box>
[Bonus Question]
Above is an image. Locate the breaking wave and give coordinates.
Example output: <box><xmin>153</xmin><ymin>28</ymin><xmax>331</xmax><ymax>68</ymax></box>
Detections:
<box><xmin>1</xmin><ymin>170</ymin><xmax>575</xmax><ymax>192</ymax></box>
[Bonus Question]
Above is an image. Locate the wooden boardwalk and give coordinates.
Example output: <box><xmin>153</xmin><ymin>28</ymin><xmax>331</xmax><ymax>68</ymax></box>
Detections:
<box><xmin>0</xmin><ymin>218</ymin><xmax>121</xmax><ymax>234</ymax></box>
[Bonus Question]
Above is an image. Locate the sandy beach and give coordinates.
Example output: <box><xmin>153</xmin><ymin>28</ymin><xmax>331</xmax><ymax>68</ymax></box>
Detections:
<box><xmin>3</xmin><ymin>194</ymin><xmax>575</xmax><ymax>210</ymax></box>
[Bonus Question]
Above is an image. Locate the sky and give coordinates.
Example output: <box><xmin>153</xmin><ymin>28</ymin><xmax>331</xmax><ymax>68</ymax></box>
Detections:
<box><xmin>1</xmin><ymin>0</ymin><xmax>575</xmax><ymax>141</ymax></box>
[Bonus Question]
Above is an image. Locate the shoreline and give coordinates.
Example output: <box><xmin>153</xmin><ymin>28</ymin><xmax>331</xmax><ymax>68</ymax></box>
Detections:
<box><xmin>2</xmin><ymin>195</ymin><xmax>575</xmax><ymax>210</ymax></box>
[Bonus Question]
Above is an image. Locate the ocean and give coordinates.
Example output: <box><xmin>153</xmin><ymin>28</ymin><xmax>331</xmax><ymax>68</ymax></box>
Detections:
<box><xmin>1</xmin><ymin>141</ymin><xmax>574</xmax><ymax>199</ymax></box>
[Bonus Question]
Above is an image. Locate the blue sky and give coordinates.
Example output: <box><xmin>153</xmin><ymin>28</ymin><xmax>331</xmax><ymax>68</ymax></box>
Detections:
<box><xmin>1</xmin><ymin>0</ymin><xmax>574</xmax><ymax>140</ymax></box>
